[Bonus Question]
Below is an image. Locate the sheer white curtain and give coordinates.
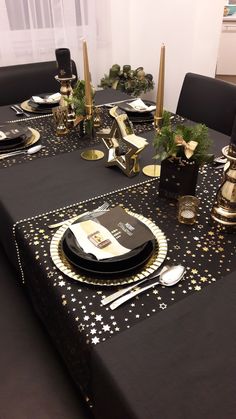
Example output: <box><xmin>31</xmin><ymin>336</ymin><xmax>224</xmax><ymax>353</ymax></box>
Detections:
<box><xmin>0</xmin><ymin>0</ymin><xmax>113</xmax><ymax>87</ymax></box>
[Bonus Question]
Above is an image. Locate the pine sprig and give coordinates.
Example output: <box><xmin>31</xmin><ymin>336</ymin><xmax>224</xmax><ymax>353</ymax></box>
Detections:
<box><xmin>153</xmin><ymin>111</ymin><xmax>212</xmax><ymax>165</ymax></box>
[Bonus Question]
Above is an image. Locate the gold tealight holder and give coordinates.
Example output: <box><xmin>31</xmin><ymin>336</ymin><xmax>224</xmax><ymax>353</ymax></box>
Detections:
<box><xmin>52</xmin><ymin>106</ymin><xmax>69</xmax><ymax>136</ymax></box>
<box><xmin>178</xmin><ymin>195</ymin><xmax>200</xmax><ymax>225</ymax></box>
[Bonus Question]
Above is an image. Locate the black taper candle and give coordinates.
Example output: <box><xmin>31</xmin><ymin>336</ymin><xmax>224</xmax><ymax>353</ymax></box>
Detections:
<box><xmin>230</xmin><ymin>115</ymin><xmax>236</xmax><ymax>146</ymax></box>
<box><xmin>55</xmin><ymin>48</ymin><xmax>72</xmax><ymax>78</ymax></box>
<box><xmin>229</xmin><ymin>115</ymin><xmax>236</xmax><ymax>156</ymax></box>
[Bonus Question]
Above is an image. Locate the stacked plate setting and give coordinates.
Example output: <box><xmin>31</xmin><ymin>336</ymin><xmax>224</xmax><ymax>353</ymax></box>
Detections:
<box><xmin>24</xmin><ymin>93</ymin><xmax>61</xmax><ymax>114</ymax></box>
<box><xmin>0</xmin><ymin>124</ymin><xmax>32</xmax><ymax>152</ymax></box>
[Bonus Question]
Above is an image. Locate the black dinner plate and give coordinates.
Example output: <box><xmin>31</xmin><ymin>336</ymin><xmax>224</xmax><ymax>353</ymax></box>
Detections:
<box><xmin>0</xmin><ymin>124</ymin><xmax>32</xmax><ymax>151</ymax></box>
<box><xmin>28</xmin><ymin>93</ymin><xmax>59</xmax><ymax>113</ymax></box>
<box><xmin>62</xmin><ymin>228</ymin><xmax>155</xmax><ymax>277</ymax></box>
<box><xmin>128</xmin><ymin>113</ymin><xmax>154</xmax><ymax>123</ymax></box>
<box><xmin>118</xmin><ymin>100</ymin><xmax>156</xmax><ymax>114</ymax></box>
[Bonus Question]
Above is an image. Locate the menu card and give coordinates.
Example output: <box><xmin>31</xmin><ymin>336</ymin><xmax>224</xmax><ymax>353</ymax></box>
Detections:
<box><xmin>69</xmin><ymin>206</ymin><xmax>154</xmax><ymax>260</ymax></box>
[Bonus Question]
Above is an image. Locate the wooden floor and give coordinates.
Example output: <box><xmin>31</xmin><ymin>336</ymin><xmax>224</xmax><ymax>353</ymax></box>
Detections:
<box><xmin>215</xmin><ymin>74</ymin><xmax>236</xmax><ymax>84</ymax></box>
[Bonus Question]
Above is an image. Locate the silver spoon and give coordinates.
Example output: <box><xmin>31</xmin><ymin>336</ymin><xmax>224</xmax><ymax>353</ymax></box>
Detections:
<box><xmin>102</xmin><ymin>265</ymin><xmax>170</xmax><ymax>306</ymax></box>
<box><xmin>0</xmin><ymin>144</ymin><xmax>43</xmax><ymax>159</ymax></box>
<box><xmin>110</xmin><ymin>265</ymin><xmax>186</xmax><ymax>310</ymax></box>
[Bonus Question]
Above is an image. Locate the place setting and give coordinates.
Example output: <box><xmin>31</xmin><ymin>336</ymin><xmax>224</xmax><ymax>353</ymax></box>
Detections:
<box><xmin>0</xmin><ymin>122</ymin><xmax>41</xmax><ymax>158</ymax></box>
<box><xmin>116</xmin><ymin>98</ymin><xmax>156</xmax><ymax>123</ymax></box>
<box><xmin>50</xmin><ymin>204</ymin><xmax>168</xmax><ymax>291</ymax></box>
<box><xmin>21</xmin><ymin>92</ymin><xmax>61</xmax><ymax>114</ymax></box>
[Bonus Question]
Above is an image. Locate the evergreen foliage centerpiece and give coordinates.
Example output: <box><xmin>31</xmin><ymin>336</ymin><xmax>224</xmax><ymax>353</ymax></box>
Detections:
<box><xmin>99</xmin><ymin>64</ymin><xmax>154</xmax><ymax>97</ymax></box>
<box><xmin>153</xmin><ymin>112</ymin><xmax>212</xmax><ymax>199</ymax></box>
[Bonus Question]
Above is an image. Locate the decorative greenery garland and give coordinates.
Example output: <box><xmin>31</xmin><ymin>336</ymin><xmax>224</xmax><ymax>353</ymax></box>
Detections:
<box><xmin>99</xmin><ymin>64</ymin><xmax>154</xmax><ymax>97</ymax></box>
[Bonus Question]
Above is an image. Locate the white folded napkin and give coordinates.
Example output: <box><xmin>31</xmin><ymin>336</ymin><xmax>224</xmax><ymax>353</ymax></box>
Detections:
<box><xmin>128</xmin><ymin>98</ymin><xmax>156</xmax><ymax>112</ymax></box>
<box><xmin>70</xmin><ymin>219</ymin><xmax>131</xmax><ymax>260</ymax></box>
<box><xmin>32</xmin><ymin>93</ymin><xmax>61</xmax><ymax>104</ymax></box>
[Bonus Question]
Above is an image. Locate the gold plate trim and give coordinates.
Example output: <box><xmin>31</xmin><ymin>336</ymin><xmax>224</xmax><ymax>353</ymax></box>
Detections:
<box><xmin>21</xmin><ymin>100</ymin><xmax>52</xmax><ymax>114</ymax></box>
<box><xmin>50</xmin><ymin>211</ymin><xmax>167</xmax><ymax>286</ymax></box>
<box><xmin>0</xmin><ymin>128</ymin><xmax>40</xmax><ymax>154</ymax></box>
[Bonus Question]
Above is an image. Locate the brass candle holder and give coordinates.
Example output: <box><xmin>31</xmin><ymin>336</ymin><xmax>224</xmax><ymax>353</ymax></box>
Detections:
<box><xmin>80</xmin><ymin>40</ymin><xmax>103</xmax><ymax>161</ymax></box>
<box><xmin>55</xmin><ymin>75</ymin><xmax>76</xmax><ymax>129</ymax></box>
<box><xmin>143</xmin><ymin>44</ymin><xmax>165</xmax><ymax>177</ymax></box>
<box><xmin>211</xmin><ymin>145</ymin><xmax>236</xmax><ymax>228</ymax></box>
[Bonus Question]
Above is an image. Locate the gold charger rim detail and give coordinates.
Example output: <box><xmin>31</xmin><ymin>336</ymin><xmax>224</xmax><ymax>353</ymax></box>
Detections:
<box><xmin>21</xmin><ymin>100</ymin><xmax>52</xmax><ymax>114</ymax></box>
<box><xmin>50</xmin><ymin>210</ymin><xmax>168</xmax><ymax>286</ymax></box>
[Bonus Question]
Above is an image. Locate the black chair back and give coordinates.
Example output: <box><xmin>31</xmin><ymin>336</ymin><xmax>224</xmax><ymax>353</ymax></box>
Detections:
<box><xmin>176</xmin><ymin>72</ymin><xmax>236</xmax><ymax>136</ymax></box>
<box><xmin>0</xmin><ymin>60</ymin><xmax>78</xmax><ymax>106</ymax></box>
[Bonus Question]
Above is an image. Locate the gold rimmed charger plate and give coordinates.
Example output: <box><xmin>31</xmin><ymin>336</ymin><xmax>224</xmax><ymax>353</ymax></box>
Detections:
<box><xmin>21</xmin><ymin>100</ymin><xmax>52</xmax><ymax>114</ymax></box>
<box><xmin>50</xmin><ymin>210</ymin><xmax>168</xmax><ymax>286</ymax></box>
<box><xmin>0</xmin><ymin>128</ymin><xmax>40</xmax><ymax>154</ymax></box>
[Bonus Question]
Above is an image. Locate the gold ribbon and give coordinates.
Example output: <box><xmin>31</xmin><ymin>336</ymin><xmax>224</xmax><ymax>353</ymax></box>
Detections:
<box><xmin>174</xmin><ymin>135</ymin><xmax>198</xmax><ymax>159</ymax></box>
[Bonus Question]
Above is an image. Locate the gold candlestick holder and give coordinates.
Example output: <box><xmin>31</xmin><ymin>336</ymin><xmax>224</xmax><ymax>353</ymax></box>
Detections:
<box><xmin>154</xmin><ymin>115</ymin><xmax>163</xmax><ymax>131</ymax></box>
<box><xmin>211</xmin><ymin>145</ymin><xmax>236</xmax><ymax>228</ymax></box>
<box><xmin>142</xmin><ymin>118</ymin><xmax>162</xmax><ymax>177</ymax></box>
<box><xmin>55</xmin><ymin>75</ymin><xmax>76</xmax><ymax>129</ymax></box>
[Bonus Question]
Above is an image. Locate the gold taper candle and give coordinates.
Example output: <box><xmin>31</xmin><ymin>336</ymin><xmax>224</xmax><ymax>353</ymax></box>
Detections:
<box><xmin>155</xmin><ymin>44</ymin><xmax>165</xmax><ymax>128</ymax></box>
<box><xmin>83</xmin><ymin>40</ymin><xmax>92</xmax><ymax>115</ymax></box>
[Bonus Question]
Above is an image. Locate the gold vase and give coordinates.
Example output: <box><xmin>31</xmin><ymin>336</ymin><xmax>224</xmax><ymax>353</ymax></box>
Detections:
<box><xmin>211</xmin><ymin>146</ymin><xmax>236</xmax><ymax>227</ymax></box>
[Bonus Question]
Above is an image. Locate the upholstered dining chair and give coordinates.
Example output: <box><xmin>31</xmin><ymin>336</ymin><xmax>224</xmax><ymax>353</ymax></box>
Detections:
<box><xmin>0</xmin><ymin>60</ymin><xmax>78</xmax><ymax>106</ymax></box>
<box><xmin>176</xmin><ymin>72</ymin><xmax>236</xmax><ymax>136</ymax></box>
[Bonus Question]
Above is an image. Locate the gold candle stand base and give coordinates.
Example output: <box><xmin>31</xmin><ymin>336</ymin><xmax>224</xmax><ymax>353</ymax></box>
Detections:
<box><xmin>55</xmin><ymin>75</ymin><xmax>76</xmax><ymax>129</ymax></box>
<box><xmin>81</xmin><ymin>149</ymin><xmax>104</xmax><ymax>161</ymax></box>
<box><xmin>211</xmin><ymin>146</ymin><xmax>236</xmax><ymax>228</ymax></box>
<box><xmin>142</xmin><ymin>164</ymin><xmax>161</xmax><ymax>177</ymax></box>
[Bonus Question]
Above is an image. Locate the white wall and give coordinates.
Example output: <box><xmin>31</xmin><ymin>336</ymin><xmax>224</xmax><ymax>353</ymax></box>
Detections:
<box><xmin>108</xmin><ymin>0</ymin><xmax>225</xmax><ymax>112</ymax></box>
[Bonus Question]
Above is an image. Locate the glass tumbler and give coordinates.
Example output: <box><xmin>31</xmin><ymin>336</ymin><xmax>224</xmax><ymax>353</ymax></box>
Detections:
<box><xmin>52</xmin><ymin>106</ymin><xmax>69</xmax><ymax>136</ymax></box>
<box><xmin>178</xmin><ymin>195</ymin><xmax>200</xmax><ymax>225</ymax></box>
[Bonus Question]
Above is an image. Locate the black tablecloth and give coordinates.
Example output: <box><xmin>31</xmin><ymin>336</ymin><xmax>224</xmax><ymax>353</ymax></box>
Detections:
<box><xmin>92</xmin><ymin>269</ymin><xmax>236</xmax><ymax>419</ymax></box>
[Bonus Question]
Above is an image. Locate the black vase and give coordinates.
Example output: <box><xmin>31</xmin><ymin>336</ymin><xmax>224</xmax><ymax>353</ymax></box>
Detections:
<box><xmin>159</xmin><ymin>158</ymin><xmax>199</xmax><ymax>200</ymax></box>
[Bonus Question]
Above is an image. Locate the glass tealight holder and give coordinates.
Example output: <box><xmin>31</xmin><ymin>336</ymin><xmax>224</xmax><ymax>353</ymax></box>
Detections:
<box><xmin>52</xmin><ymin>106</ymin><xmax>69</xmax><ymax>136</ymax></box>
<box><xmin>178</xmin><ymin>195</ymin><xmax>200</xmax><ymax>225</ymax></box>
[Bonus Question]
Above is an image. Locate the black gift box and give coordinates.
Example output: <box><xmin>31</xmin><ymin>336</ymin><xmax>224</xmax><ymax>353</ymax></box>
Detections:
<box><xmin>158</xmin><ymin>158</ymin><xmax>199</xmax><ymax>200</ymax></box>
<box><xmin>55</xmin><ymin>48</ymin><xmax>72</xmax><ymax>78</ymax></box>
